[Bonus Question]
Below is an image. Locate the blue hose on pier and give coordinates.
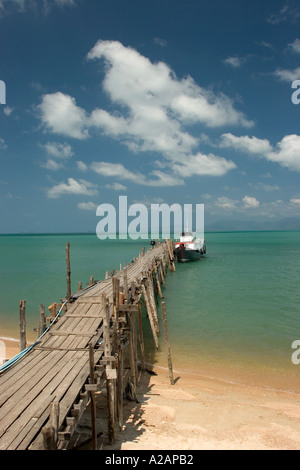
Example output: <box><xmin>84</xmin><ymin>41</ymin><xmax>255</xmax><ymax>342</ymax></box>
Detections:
<box><xmin>0</xmin><ymin>300</ymin><xmax>68</xmax><ymax>374</ymax></box>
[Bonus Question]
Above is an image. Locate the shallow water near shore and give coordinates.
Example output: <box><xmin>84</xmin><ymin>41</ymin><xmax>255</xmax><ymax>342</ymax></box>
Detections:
<box><xmin>1</xmin><ymin>231</ymin><xmax>300</xmax><ymax>392</ymax></box>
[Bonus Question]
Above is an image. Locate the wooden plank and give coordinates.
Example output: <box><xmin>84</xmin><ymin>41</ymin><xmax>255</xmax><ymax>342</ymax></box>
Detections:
<box><xmin>106</xmin><ymin>368</ymin><xmax>117</xmax><ymax>380</ymax></box>
<box><xmin>75</xmin><ymin>296</ymin><xmax>103</xmax><ymax>304</ymax></box>
<box><xmin>64</xmin><ymin>314</ymin><xmax>103</xmax><ymax>318</ymax></box>
<box><xmin>0</xmin><ymin>351</ymin><xmax>67</xmax><ymax>440</ymax></box>
<box><xmin>0</xmin><ymin>395</ymin><xmax>55</xmax><ymax>450</ymax></box>
<box><xmin>48</xmin><ymin>330</ymin><xmax>98</xmax><ymax>337</ymax></box>
<box><xmin>118</xmin><ymin>304</ymin><xmax>139</xmax><ymax>312</ymax></box>
<box><xmin>0</xmin><ymin>350</ymin><xmax>49</xmax><ymax>397</ymax></box>
<box><xmin>0</xmin><ymin>349</ymin><xmax>66</xmax><ymax>424</ymax></box>
<box><xmin>56</xmin><ymin>350</ymin><xmax>103</xmax><ymax>428</ymax></box>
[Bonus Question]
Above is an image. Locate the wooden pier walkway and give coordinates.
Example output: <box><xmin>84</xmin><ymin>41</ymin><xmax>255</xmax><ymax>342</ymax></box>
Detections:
<box><xmin>0</xmin><ymin>241</ymin><xmax>175</xmax><ymax>450</ymax></box>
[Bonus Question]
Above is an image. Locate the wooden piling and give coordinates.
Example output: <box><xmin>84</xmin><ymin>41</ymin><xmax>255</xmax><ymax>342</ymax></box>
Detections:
<box><xmin>38</xmin><ymin>304</ymin><xmax>46</xmax><ymax>337</ymax></box>
<box><xmin>137</xmin><ymin>302</ymin><xmax>145</xmax><ymax>370</ymax></box>
<box><xmin>161</xmin><ymin>302</ymin><xmax>174</xmax><ymax>385</ymax></box>
<box><xmin>123</xmin><ymin>268</ymin><xmax>128</xmax><ymax>301</ymax></box>
<box><xmin>154</xmin><ymin>266</ymin><xmax>163</xmax><ymax>299</ymax></box>
<box><xmin>146</xmin><ymin>277</ymin><xmax>159</xmax><ymax>334</ymax></box>
<box><xmin>141</xmin><ymin>284</ymin><xmax>159</xmax><ymax>349</ymax></box>
<box><xmin>165</xmin><ymin>239</ymin><xmax>175</xmax><ymax>271</ymax></box>
<box><xmin>89</xmin><ymin>342</ymin><xmax>97</xmax><ymax>450</ymax></box>
<box><xmin>159</xmin><ymin>261</ymin><xmax>165</xmax><ymax>287</ymax></box>
<box><xmin>19</xmin><ymin>300</ymin><xmax>26</xmax><ymax>352</ymax></box>
<box><xmin>117</xmin><ymin>346</ymin><xmax>124</xmax><ymax>431</ymax></box>
<box><xmin>112</xmin><ymin>277</ymin><xmax>120</xmax><ymax>354</ymax></box>
<box><xmin>102</xmin><ymin>293</ymin><xmax>116</xmax><ymax>444</ymax></box>
<box><xmin>42</xmin><ymin>401</ymin><xmax>59</xmax><ymax>450</ymax></box>
<box><xmin>127</xmin><ymin>311</ymin><xmax>137</xmax><ymax>400</ymax></box>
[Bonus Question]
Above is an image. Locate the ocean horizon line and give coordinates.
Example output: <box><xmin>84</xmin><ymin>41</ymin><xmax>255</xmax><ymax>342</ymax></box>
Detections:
<box><xmin>0</xmin><ymin>228</ymin><xmax>300</xmax><ymax>237</ymax></box>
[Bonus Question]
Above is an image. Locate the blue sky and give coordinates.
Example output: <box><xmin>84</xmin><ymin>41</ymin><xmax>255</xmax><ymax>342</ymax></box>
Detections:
<box><xmin>1</xmin><ymin>0</ymin><xmax>300</xmax><ymax>233</ymax></box>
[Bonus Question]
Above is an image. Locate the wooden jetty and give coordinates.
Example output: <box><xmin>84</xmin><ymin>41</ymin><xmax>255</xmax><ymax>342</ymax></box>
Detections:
<box><xmin>0</xmin><ymin>241</ymin><xmax>175</xmax><ymax>450</ymax></box>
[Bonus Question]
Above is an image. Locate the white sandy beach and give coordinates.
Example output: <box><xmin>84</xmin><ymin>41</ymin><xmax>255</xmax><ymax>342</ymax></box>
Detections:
<box><xmin>70</xmin><ymin>365</ymin><xmax>300</xmax><ymax>451</ymax></box>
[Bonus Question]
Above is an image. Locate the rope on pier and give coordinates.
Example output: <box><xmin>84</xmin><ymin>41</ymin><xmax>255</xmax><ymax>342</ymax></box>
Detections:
<box><xmin>0</xmin><ymin>300</ymin><xmax>68</xmax><ymax>375</ymax></box>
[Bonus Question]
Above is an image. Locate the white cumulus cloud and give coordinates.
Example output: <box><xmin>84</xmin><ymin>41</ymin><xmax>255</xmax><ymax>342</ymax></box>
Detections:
<box><xmin>38</xmin><ymin>92</ymin><xmax>89</xmax><ymax>140</ymax></box>
<box><xmin>220</xmin><ymin>133</ymin><xmax>300</xmax><ymax>172</ymax></box>
<box><xmin>47</xmin><ymin>178</ymin><xmax>98</xmax><ymax>198</ymax></box>
<box><xmin>243</xmin><ymin>195</ymin><xmax>260</xmax><ymax>208</ymax></box>
<box><xmin>78</xmin><ymin>201</ymin><xmax>98</xmax><ymax>211</ymax></box>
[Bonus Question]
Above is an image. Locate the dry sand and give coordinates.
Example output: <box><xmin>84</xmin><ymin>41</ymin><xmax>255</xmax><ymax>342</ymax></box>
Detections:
<box><xmin>72</xmin><ymin>365</ymin><xmax>300</xmax><ymax>451</ymax></box>
<box><xmin>1</xmin><ymin>339</ymin><xmax>20</xmax><ymax>363</ymax></box>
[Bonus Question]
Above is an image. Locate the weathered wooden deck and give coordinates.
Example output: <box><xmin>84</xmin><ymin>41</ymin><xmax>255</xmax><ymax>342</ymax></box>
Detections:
<box><xmin>0</xmin><ymin>241</ymin><xmax>174</xmax><ymax>450</ymax></box>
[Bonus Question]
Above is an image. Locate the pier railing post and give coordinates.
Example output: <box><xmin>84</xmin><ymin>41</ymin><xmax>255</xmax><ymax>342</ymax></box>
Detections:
<box><xmin>19</xmin><ymin>300</ymin><xmax>26</xmax><ymax>352</ymax></box>
<box><xmin>141</xmin><ymin>284</ymin><xmax>159</xmax><ymax>349</ymax></box>
<box><xmin>89</xmin><ymin>342</ymin><xmax>97</xmax><ymax>450</ymax></box>
<box><xmin>42</xmin><ymin>400</ymin><xmax>59</xmax><ymax>450</ymax></box>
<box><xmin>38</xmin><ymin>304</ymin><xmax>46</xmax><ymax>337</ymax></box>
<box><xmin>137</xmin><ymin>302</ymin><xmax>145</xmax><ymax>370</ymax></box>
<box><xmin>162</xmin><ymin>302</ymin><xmax>174</xmax><ymax>385</ymax></box>
<box><xmin>102</xmin><ymin>293</ymin><xmax>117</xmax><ymax>444</ymax></box>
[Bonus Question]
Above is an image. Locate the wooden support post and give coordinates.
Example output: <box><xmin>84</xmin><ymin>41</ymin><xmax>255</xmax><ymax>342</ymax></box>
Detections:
<box><xmin>42</xmin><ymin>401</ymin><xmax>59</xmax><ymax>450</ymax></box>
<box><xmin>38</xmin><ymin>304</ymin><xmax>46</xmax><ymax>337</ymax></box>
<box><xmin>154</xmin><ymin>266</ymin><xmax>163</xmax><ymax>299</ymax></box>
<box><xmin>103</xmin><ymin>294</ymin><xmax>111</xmax><ymax>358</ymax></box>
<box><xmin>112</xmin><ymin>277</ymin><xmax>120</xmax><ymax>355</ymax></box>
<box><xmin>66</xmin><ymin>242</ymin><xmax>71</xmax><ymax>301</ymax></box>
<box><xmin>159</xmin><ymin>261</ymin><xmax>165</xmax><ymax>287</ymax></box>
<box><xmin>123</xmin><ymin>269</ymin><xmax>128</xmax><ymax>301</ymax></box>
<box><xmin>19</xmin><ymin>300</ymin><xmax>26</xmax><ymax>352</ymax></box>
<box><xmin>117</xmin><ymin>346</ymin><xmax>124</xmax><ymax>431</ymax></box>
<box><xmin>78</xmin><ymin>281</ymin><xmax>82</xmax><ymax>291</ymax></box>
<box><xmin>146</xmin><ymin>277</ymin><xmax>159</xmax><ymax>334</ymax></box>
<box><xmin>161</xmin><ymin>302</ymin><xmax>174</xmax><ymax>385</ymax></box>
<box><xmin>132</xmin><ymin>310</ymin><xmax>138</xmax><ymax>382</ymax></box>
<box><xmin>102</xmin><ymin>294</ymin><xmax>116</xmax><ymax>444</ymax></box>
<box><xmin>137</xmin><ymin>302</ymin><xmax>145</xmax><ymax>370</ymax></box>
<box><xmin>165</xmin><ymin>239</ymin><xmax>176</xmax><ymax>271</ymax></box>
<box><xmin>89</xmin><ymin>342</ymin><xmax>97</xmax><ymax>450</ymax></box>
<box><xmin>141</xmin><ymin>284</ymin><xmax>159</xmax><ymax>349</ymax></box>
<box><xmin>127</xmin><ymin>311</ymin><xmax>137</xmax><ymax>399</ymax></box>
<box><xmin>130</xmin><ymin>281</ymin><xmax>136</xmax><ymax>301</ymax></box>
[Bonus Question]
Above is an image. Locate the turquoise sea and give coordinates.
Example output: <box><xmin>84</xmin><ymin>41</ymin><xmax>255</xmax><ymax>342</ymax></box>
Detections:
<box><xmin>1</xmin><ymin>231</ymin><xmax>300</xmax><ymax>392</ymax></box>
